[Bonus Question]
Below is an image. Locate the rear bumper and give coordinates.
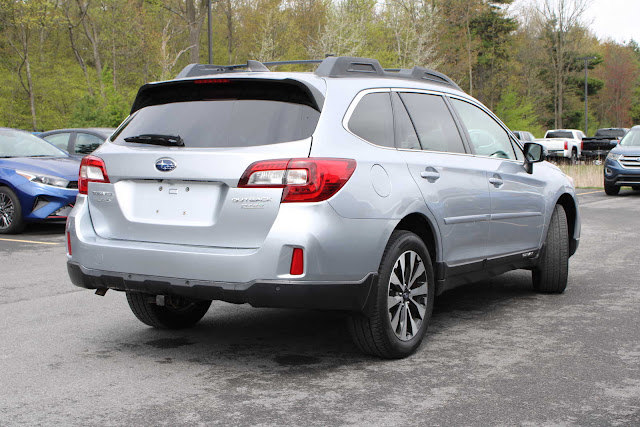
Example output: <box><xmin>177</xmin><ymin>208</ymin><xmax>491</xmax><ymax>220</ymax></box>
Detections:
<box><xmin>68</xmin><ymin>262</ymin><xmax>377</xmax><ymax>311</ymax></box>
<box><xmin>66</xmin><ymin>194</ymin><xmax>392</xmax><ymax>307</ymax></box>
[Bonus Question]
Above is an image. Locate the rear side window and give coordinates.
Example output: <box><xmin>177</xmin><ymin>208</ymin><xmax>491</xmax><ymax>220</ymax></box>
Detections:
<box><xmin>391</xmin><ymin>93</ymin><xmax>421</xmax><ymax>150</ymax></box>
<box><xmin>399</xmin><ymin>93</ymin><xmax>466</xmax><ymax>154</ymax></box>
<box><xmin>75</xmin><ymin>133</ymin><xmax>104</xmax><ymax>155</ymax></box>
<box><xmin>348</xmin><ymin>92</ymin><xmax>394</xmax><ymax>148</ymax></box>
<box><xmin>114</xmin><ymin>80</ymin><xmax>321</xmax><ymax>148</ymax></box>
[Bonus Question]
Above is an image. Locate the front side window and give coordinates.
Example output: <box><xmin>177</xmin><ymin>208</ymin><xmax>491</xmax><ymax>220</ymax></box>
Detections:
<box><xmin>450</xmin><ymin>98</ymin><xmax>516</xmax><ymax>160</ymax></box>
<box><xmin>348</xmin><ymin>92</ymin><xmax>394</xmax><ymax>148</ymax></box>
<box><xmin>399</xmin><ymin>92</ymin><xmax>466</xmax><ymax>154</ymax></box>
<box><xmin>512</xmin><ymin>139</ymin><xmax>525</xmax><ymax>161</ymax></box>
<box><xmin>43</xmin><ymin>133</ymin><xmax>71</xmax><ymax>152</ymax></box>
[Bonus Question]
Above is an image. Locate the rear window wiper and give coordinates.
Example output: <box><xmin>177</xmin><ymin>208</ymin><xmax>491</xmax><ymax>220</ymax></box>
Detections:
<box><xmin>123</xmin><ymin>134</ymin><xmax>184</xmax><ymax>147</ymax></box>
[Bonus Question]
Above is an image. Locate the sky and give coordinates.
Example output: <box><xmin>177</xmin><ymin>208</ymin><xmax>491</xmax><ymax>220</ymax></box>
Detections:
<box><xmin>513</xmin><ymin>0</ymin><xmax>640</xmax><ymax>44</ymax></box>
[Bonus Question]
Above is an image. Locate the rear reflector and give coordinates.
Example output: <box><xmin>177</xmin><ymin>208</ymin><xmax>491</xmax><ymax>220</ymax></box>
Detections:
<box><xmin>79</xmin><ymin>155</ymin><xmax>110</xmax><ymax>194</ymax></box>
<box><xmin>238</xmin><ymin>158</ymin><xmax>356</xmax><ymax>203</ymax></box>
<box><xmin>66</xmin><ymin>231</ymin><xmax>72</xmax><ymax>256</ymax></box>
<box><xmin>290</xmin><ymin>248</ymin><xmax>304</xmax><ymax>275</ymax></box>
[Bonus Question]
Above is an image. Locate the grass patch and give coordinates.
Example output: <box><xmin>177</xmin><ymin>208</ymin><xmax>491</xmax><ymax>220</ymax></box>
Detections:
<box><xmin>555</xmin><ymin>162</ymin><xmax>603</xmax><ymax>188</ymax></box>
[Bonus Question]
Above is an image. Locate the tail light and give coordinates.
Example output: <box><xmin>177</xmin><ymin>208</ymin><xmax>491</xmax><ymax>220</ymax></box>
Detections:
<box><xmin>194</xmin><ymin>78</ymin><xmax>230</xmax><ymax>84</ymax></box>
<box><xmin>238</xmin><ymin>158</ymin><xmax>356</xmax><ymax>203</ymax></box>
<box><xmin>580</xmin><ymin>140</ymin><xmax>583</xmax><ymax>150</ymax></box>
<box><xmin>564</xmin><ymin>141</ymin><xmax>568</xmax><ymax>150</ymax></box>
<box><xmin>79</xmin><ymin>155</ymin><xmax>110</xmax><ymax>194</ymax></box>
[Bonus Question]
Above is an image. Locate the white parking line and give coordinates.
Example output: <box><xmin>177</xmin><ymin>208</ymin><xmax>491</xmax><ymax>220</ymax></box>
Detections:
<box><xmin>0</xmin><ymin>237</ymin><xmax>60</xmax><ymax>245</ymax></box>
<box><xmin>576</xmin><ymin>189</ymin><xmax>603</xmax><ymax>196</ymax></box>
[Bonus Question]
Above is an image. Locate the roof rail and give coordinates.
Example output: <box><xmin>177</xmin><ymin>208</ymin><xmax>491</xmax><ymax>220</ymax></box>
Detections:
<box><xmin>175</xmin><ymin>56</ymin><xmax>461</xmax><ymax>91</ymax></box>
<box><xmin>315</xmin><ymin>56</ymin><xmax>461</xmax><ymax>90</ymax></box>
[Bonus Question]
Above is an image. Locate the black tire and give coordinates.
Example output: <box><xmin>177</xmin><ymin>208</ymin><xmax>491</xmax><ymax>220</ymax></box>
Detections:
<box><xmin>532</xmin><ymin>204</ymin><xmax>569</xmax><ymax>294</ymax></box>
<box><xmin>126</xmin><ymin>292</ymin><xmax>211</xmax><ymax>329</ymax></box>
<box><xmin>348</xmin><ymin>230</ymin><xmax>435</xmax><ymax>359</ymax></box>
<box><xmin>0</xmin><ymin>187</ymin><xmax>25</xmax><ymax>234</ymax></box>
<box><xmin>604</xmin><ymin>180</ymin><xmax>619</xmax><ymax>196</ymax></box>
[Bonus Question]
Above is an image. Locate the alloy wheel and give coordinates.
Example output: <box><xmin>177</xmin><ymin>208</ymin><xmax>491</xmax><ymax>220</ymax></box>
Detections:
<box><xmin>0</xmin><ymin>193</ymin><xmax>14</xmax><ymax>230</ymax></box>
<box><xmin>387</xmin><ymin>250</ymin><xmax>429</xmax><ymax>341</ymax></box>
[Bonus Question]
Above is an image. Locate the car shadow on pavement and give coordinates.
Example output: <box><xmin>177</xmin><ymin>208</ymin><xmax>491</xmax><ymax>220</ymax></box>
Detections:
<box><xmin>99</xmin><ymin>270</ymin><xmax>537</xmax><ymax>369</ymax></box>
<box><xmin>22</xmin><ymin>222</ymin><xmax>66</xmax><ymax>236</ymax></box>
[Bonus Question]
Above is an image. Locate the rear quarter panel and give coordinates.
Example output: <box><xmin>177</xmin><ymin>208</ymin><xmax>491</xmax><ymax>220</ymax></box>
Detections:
<box><xmin>309</xmin><ymin>80</ymin><xmax>444</xmax><ymax>263</ymax></box>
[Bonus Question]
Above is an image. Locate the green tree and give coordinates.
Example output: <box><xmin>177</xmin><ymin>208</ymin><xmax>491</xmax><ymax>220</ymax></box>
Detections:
<box><xmin>494</xmin><ymin>86</ymin><xmax>543</xmax><ymax>136</ymax></box>
<box><xmin>470</xmin><ymin>0</ymin><xmax>518</xmax><ymax>108</ymax></box>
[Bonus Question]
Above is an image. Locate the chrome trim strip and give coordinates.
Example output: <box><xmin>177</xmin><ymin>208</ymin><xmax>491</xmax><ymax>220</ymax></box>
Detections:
<box><xmin>444</xmin><ymin>214</ymin><xmax>491</xmax><ymax>225</ymax></box>
<box><xmin>491</xmin><ymin>212</ymin><xmax>543</xmax><ymax>220</ymax></box>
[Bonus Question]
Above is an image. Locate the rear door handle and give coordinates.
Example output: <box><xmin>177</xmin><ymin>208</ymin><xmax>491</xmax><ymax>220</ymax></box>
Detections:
<box><xmin>420</xmin><ymin>167</ymin><xmax>440</xmax><ymax>182</ymax></box>
<box><xmin>489</xmin><ymin>174</ymin><xmax>503</xmax><ymax>187</ymax></box>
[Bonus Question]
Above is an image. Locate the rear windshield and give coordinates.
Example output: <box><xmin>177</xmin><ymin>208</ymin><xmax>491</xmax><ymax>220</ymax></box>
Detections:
<box><xmin>595</xmin><ymin>129</ymin><xmax>626</xmax><ymax>138</ymax></box>
<box><xmin>546</xmin><ymin>131</ymin><xmax>573</xmax><ymax>139</ymax></box>
<box><xmin>113</xmin><ymin>80</ymin><xmax>321</xmax><ymax>148</ymax></box>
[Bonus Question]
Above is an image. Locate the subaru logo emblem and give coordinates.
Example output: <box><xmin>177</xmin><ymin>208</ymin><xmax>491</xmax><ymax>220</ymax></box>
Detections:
<box><xmin>155</xmin><ymin>158</ymin><xmax>176</xmax><ymax>172</ymax></box>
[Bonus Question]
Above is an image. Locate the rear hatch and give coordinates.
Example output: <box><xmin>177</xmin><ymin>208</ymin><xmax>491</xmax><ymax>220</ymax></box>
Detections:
<box><xmin>87</xmin><ymin>77</ymin><xmax>323</xmax><ymax>248</ymax></box>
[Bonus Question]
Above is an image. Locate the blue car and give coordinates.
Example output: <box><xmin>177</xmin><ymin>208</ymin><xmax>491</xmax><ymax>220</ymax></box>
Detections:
<box><xmin>0</xmin><ymin>128</ymin><xmax>80</xmax><ymax>233</ymax></box>
<box><xmin>604</xmin><ymin>125</ymin><xmax>640</xmax><ymax>195</ymax></box>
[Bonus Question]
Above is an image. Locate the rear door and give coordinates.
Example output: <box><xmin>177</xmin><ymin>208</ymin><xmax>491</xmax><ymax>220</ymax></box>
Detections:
<box><xmin>394</xmin><ymin>90</ymin><xmax>491</xmax><ymax>265</ymax></box>
<box><xmin>448</xmin><ymin>97</ymin><xmax>546</xmax><ymax>257</ymax></box>
<box><xmin>87</xmin><ymin>78</ymin><xmax>322</xmax><ymax>248</ymax></box>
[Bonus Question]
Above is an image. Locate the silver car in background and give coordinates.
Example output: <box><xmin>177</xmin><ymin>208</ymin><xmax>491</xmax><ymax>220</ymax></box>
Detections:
<box><xmin>66</xmin><ymin>57</ymin><xmax>580</xmax><ymax>358</ymax></box>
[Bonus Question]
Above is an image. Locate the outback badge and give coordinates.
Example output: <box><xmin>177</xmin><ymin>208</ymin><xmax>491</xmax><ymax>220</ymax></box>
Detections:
<box><xmin>155</xmin><ymin>158</ymin><xmax>176</xmax><ymax>172</ymax></box>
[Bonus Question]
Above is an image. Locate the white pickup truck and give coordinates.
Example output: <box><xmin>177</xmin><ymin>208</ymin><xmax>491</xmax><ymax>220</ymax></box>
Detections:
<box><xmin>535</xmin><ymin>129</ymin><xmax>585</xmax><ymax>163</ymax></box>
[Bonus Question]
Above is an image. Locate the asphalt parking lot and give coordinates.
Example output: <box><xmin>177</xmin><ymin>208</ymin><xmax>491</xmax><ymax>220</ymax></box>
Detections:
<box><xmin>1</xmin><ymin>189</ymin><xmax>639</xmax><ymax>425</ymax></box>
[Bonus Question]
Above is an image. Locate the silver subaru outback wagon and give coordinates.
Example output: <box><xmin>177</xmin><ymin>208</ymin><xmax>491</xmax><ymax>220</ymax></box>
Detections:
<box><xmin>66</xmin><ymin>57</ymin><xmax>580</xmax><ymax>358</ymax></box>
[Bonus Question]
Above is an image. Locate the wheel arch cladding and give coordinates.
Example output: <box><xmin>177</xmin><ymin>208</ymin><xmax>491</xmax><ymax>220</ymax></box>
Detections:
<box><xmin>394</xmin><ymin>213</ymin><xmax>438</xmax><ymax>275</ymax></box>
<box><xmin>555</xmin><ymin>193</ymin><xmax>577</xmax><ymax>255</ymax></box>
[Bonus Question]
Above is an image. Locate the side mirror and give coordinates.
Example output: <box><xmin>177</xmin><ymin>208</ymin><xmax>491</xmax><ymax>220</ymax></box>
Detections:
<box><xmin>523</xmin><ymin>142</ymin><xmax>545</xmax><ymax>174</ymax></box>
